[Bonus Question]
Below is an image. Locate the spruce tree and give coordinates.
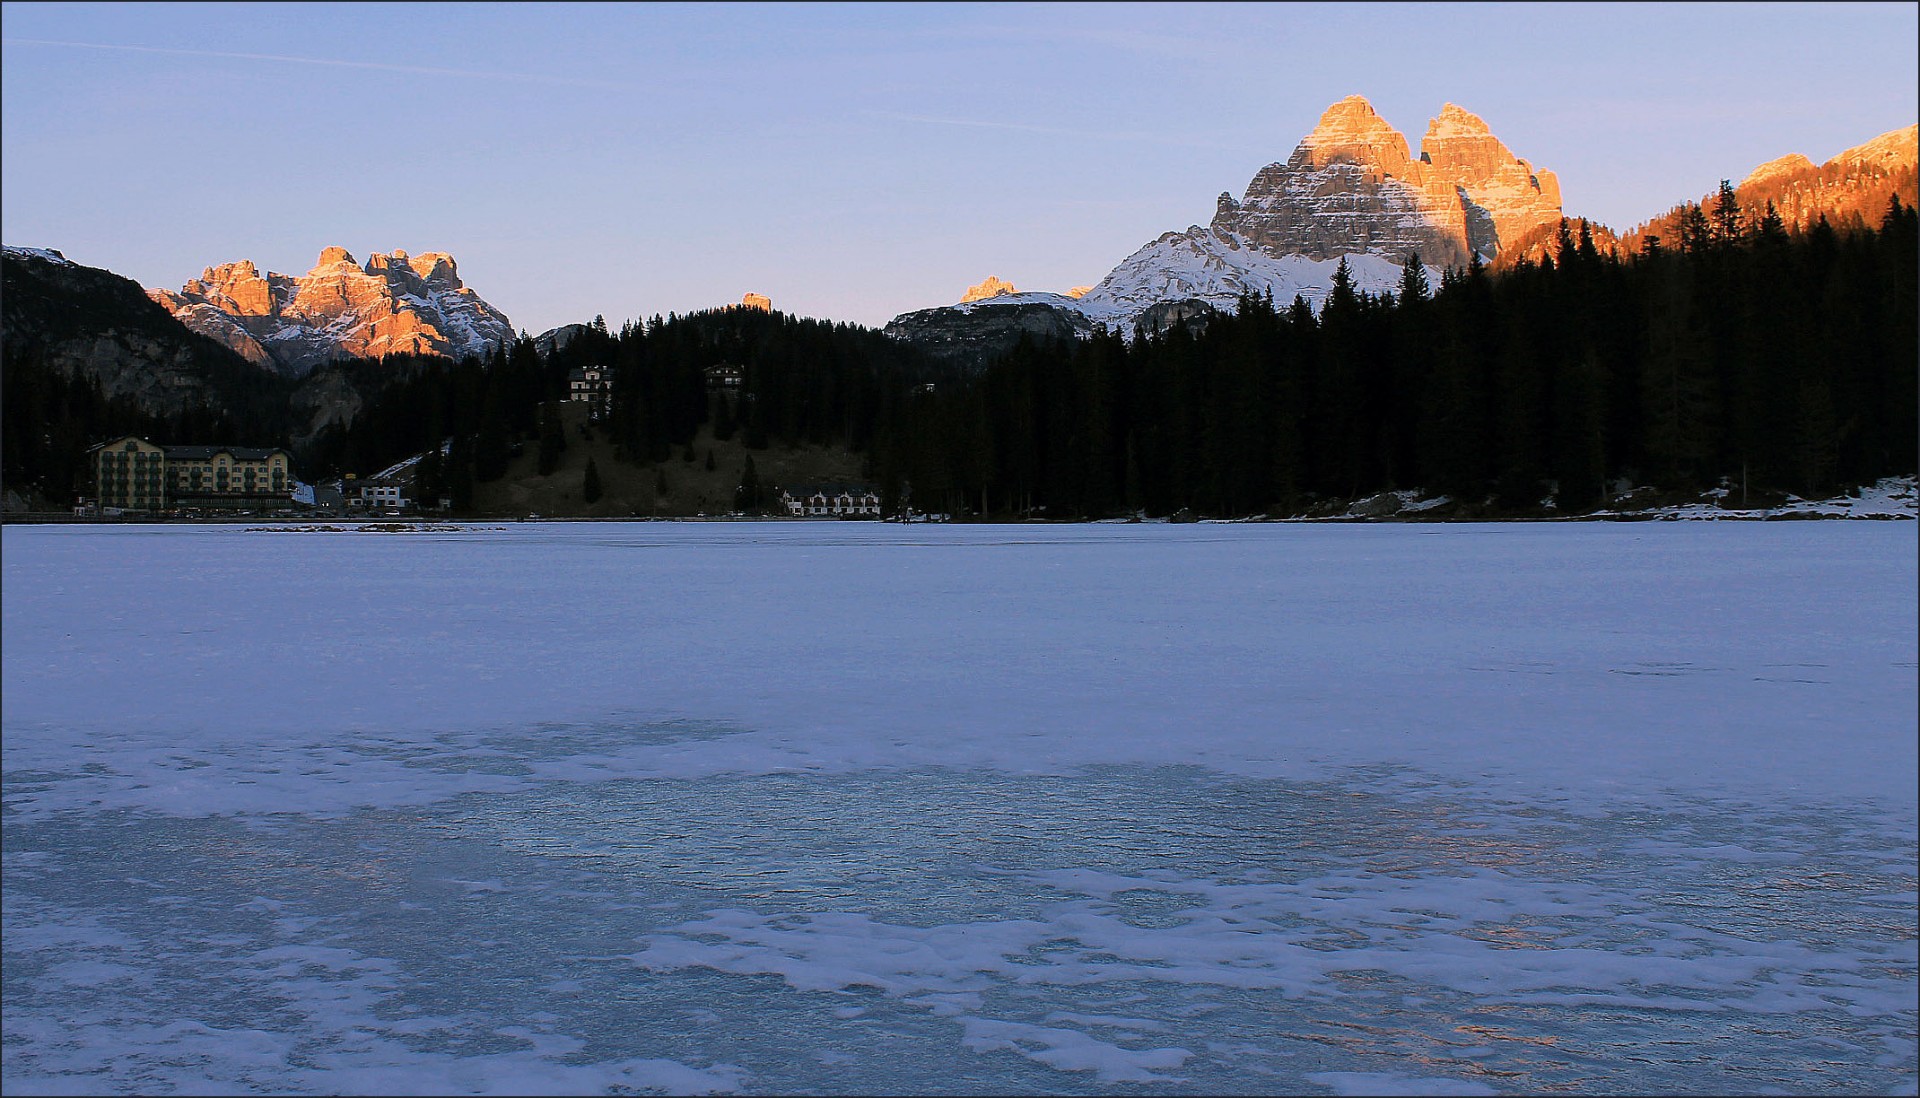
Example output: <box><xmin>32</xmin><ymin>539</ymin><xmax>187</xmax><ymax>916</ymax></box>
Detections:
<box><xmin>582</xmin><ymin>457</ymin><xmax>603</xmax><ymax>503</ymax></box>
<box><xmin>736</xmin><ymin>454</ymin><xmax>762</xmax><ymax>513</ymax></box>
<box><xmin>1709</xmin><ymin>180</ymin><xmax>1743</xmax><ymax>245</ymax></box>
<box><xmin>1398</xmin><ymin>252</ymin><xmax>1430</xmax><ymax>304</ymax></box>
<box><xmin>536</xmin><ymin>404</ymin><xmax>567</xmax><ymax>475</ymax></box>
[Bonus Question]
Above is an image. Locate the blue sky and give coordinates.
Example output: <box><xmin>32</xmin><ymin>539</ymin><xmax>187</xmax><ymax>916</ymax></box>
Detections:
<box><xmin>3</xmin><ymin>2</ymin><xmax>1915</xmax><ymax>333</ymax></box>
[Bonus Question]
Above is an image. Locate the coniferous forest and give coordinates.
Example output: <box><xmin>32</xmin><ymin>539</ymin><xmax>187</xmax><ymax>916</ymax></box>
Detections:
<box><xmin>6</xmin><ymin>195</ymin><xmax>1913</xmax><ymax>517</ymax></box>
<box><xmin>294</xmin><ymin>195</ymin><xmax>1920</xmax><ymax>518</ymax></box>
<box><xmin>883</xmin><ymin>196</ymin><xmax>1917</xmax><ymax>518</ymax></box>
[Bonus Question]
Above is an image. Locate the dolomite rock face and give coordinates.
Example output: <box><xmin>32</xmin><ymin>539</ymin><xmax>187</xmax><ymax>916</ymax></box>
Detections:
<box><xmin>1160</xmin><ymin>96</ymin><xmax>1562</xmax><ymax>272</ymax></box>
<box><xmin>1420</xmin><ymin>102</ymin><xmax>1563</xmax><ymax>255</ymax></box>
<box><xmin>1833</xmin><ymin>124</ymin><xmax>1919</xmax><ymax>171</ymax></box>
<box><xmin>147</xmin><ymin>247</ymin><xmax>512</xmax><ymax>377</ymax></box>
<box><xmin>741</xmin><ymin>292</ymin><xmax>773</xmax><ymax>311</ymax></box>
<box><xmin>1219</xmin><ymin>95</ymin><xmax>1466</xmax><ymax>265</ymax></box>
<box><xmin>1627</xmin><ymin>122</ymin><xmax>1917</xmax><ymax>249</ymax></box>
<box><xmin>960</xmin><ymin>276</ymin><xmax>1018</xmax><ymax>303</ymax></box>
<box><xmin>890</xmin><ymin>96</ymin><xmax>1566</xmax><ymax>356</ymax></box>
<box><xmin>1741</xmin><ymin>153</ymin><xmax>1819</xmax><ymax>189</ymax></box>
<box><xmin>1069</xmin><ymin>97</ymin><xmax>1564</xmax><ymax>324</ymax></box>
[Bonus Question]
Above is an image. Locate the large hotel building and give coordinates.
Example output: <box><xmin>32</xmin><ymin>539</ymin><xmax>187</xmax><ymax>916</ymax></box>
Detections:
<box><xmin>88</xmin><ymin>435</ymin><xmax>293</xmax><ymax>512</ymax></box>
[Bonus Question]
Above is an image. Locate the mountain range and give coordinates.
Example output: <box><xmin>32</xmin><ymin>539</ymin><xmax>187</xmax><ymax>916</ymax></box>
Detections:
<box><xmin>148</xmin><ymin>246</ymin><xmax>513</xmax><ymax>377</ymax></box>
<box><xmin>3</xmin><ymin>95</ymin><xmax>1914</xmax><ymax>440</ymax></box>
<box><xmin>885</xmin><ymin>97</ymin><xmax>1916</xmax><ymax>366</ymax></box>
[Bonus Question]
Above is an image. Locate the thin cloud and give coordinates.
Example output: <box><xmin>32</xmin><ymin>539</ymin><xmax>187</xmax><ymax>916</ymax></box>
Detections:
<box><xmin>862</xmin><ymin>109</ymin><xmax>1238</xmax><ymax>151</ymax></box>
<box><xmin>2</xmin><ymin>37</ymin><xmax>634</xmax><ymax>91</ymax></box>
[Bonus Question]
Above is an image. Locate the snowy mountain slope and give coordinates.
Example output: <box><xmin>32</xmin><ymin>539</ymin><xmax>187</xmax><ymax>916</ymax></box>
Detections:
<box><xmin>890</xmin><ymin>96</ymin><xmax>1559</xmax><ymax>344</ymax></box>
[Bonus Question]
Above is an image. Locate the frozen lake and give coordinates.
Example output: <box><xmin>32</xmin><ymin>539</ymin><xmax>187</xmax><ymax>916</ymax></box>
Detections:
<box><xmin>4</xmin><ymin>521</ymin><xmax>1915</xmax><ymax>1095</ymax></box>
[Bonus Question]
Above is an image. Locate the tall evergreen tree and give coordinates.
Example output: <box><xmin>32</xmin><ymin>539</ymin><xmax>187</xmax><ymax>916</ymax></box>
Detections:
<box><xmin>582</xmin><ymin>456</ymin><xmax>603</xmax><ymax>503</ymax></box>
<box><xmin>736</xmin><ymin>453</ymin><xmax>763</xmax><ymax>513</ymax></box>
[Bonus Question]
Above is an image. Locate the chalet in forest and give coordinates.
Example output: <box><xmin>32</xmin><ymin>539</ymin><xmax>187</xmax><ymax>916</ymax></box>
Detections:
<box><xmin>777</xmin><ymin>482</ymin><xmax>881</xmax><ymax>518</ymax></box>
<box><xmin>704</xmin><ymin>363</ymin><xmax>744</xmax><ymax>393</ymax></box>
<box><xmin>568</xmin><ymin>364</ymin><xmax>614</xmax><ymax>418</ymax></box>
<box><xmin>85</xmin><ymin>436</ymin><xmax>292</xmax><ymax>513</ymax></box>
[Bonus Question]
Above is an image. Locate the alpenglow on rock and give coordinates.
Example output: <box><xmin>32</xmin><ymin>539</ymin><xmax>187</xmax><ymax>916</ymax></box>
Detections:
<box><xmin>1069</xmin><ymin>96</ymin><xmax>1564</xmax><ymax>322</ymax></box>
<box><xmin>147</xmin><ymin>247</ymin><xmax>512</xmax><ymax>377</ymax></box>
<box><xmin>888</xmin><ymin>96</ymin><xmax>1567</xmax><ymax>349</ymax></box>
<box><xmin>960</xmin><ymin>276</ymin><xmax>1019</xmax><ymax>303</ymax></box>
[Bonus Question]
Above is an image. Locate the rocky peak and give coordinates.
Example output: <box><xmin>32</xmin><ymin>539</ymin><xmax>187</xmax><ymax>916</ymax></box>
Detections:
<box><xmin>1293</xmin><ymin>95</ymin><xmax>1415</xmax><ymax>176</ymax></box>
<box><xmin>1196</xmin><ymin>96</ymin><xmax>1563</xmax><ymax>269</ymax></box>
<box><xmin>147</xmin><ymin>246</ymin><xmax>511</xmax><ymax>377</ymax></box>
<box><xmin>741</xmin><ymin>292</ymin><xmax>772</xmax><ymax>311</ymax></box>
<box><xmin>1419</xmin><ymin>103</ymin><xmax>1562</xmax><ymax>255</ymax></box>
<box><xmin>1016</xmin><ymin>96</ymin><xmax>1567</xmax><ymax>331</ymax></box>
<box><xmin>960</xmin><ymin>275</ymin><xmax>1018</xmax><ymax>303</ymax></box>
<box><xmin>1742</xmin><ymin>153</ymin><xmax>1818</xmax><ymax>188</ymax></box>
<box><xmin>192</xmin><ymin>260</ymin><xmax>278</xmax><ymax>316</ymax></box>
<box><xmin>407</xmin><ymin>251</ymin><xmax>459</xmax><ymax>286</ymax></box>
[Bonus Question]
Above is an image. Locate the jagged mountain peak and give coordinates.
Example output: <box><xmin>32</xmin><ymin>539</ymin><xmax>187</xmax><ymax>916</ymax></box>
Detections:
<box><xmin>961</xmin><ymin>275</ymin><xmax>1018</xmax><ymax>303</ymax></box>
<box><xmin>889</xmin><ymin>95</ymin><xmax>1567</xmax><ymax>351</ymax></box>
<box><xmin>148</xmin><ymin>247</ymin><xmax>512</xmax><ymax>377</ymax></box>
<box><xmin>1427</xmin><ymin>102</ymin><xmax>1491</xmax><ymax>137</ymax></box>
<box><xmin>313</xmin><ymin>245</ymin><xmax>357</xmax><ymax>269</ymax></box>
<box><xmin>1294</xmin><ymin>94</ymin><xmax>1413</xmax><ymax>173</ymax></box>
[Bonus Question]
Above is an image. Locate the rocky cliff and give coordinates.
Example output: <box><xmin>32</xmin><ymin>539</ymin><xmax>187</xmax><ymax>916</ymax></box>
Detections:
<box><xmin>960</xmin><ymin>276</ymin><xmax>1020</xmax><ymax>303</ymax></box>
<box><xmin>883</xmin><ymin>298</ymin><xmax>1093</xmax><ymax>370</ymax></box>
<box><xmin>890</xmin><ymin>96</ymin><xmax>1565</xmax><ymax>351</ymax></box>
<box><xmin>1624</xmin><ymin>123</ymin><xmax>1917</xmax><ymax>247</ymax></box>
<box><xmin>2</xmin><ymin>246</ymin><xmax>291</xmax><ymax>421</ymax></box>
<box><xmin>148</xmin><ymin>247</ymin><xmax>513</xmax><ymax>377</ymax></box>
<box><xmin>1074</xmin><ymin>97</ymin><xmax>1562</xmax><ymax>317</ymax></box>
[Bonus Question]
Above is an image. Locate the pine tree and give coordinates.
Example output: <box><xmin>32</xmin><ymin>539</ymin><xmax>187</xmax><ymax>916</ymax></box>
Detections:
<box><xmin>582</xmin><ymin>456</ymin><xmax>603</xmax><ymax>503</ymax></box>
<box><xmin>536</xmin><ymin>404</ymin><xmax>567</xmax><ymax>475</ymax></box>
<box><xmin>1398</xmin><ymin>252</ymin><xmax>1430</xmax><ymax>304</ymax></box>
<box><xmin>1675</xmin><ymin>203</ymin><xmax>1712</xmax><ymax>253</ymax></box>
<box><xmin>1709</xmin><ymin>180</ymin><xmax>1743</xmax><ymax>246</ymax></box>
<box><xmin>736</xmin><ymin>454</ymin><xmax>762</xmax><ymax>513</ymax></box>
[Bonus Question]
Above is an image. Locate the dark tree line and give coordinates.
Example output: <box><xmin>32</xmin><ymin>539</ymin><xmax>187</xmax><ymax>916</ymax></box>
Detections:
<box><xmin>61</xmin><ymin>193</ymin><xmax>1903</xmax><ymax>520</ymax></box>
<box><xmin>301</xmin><ymin>306</ymin><xmax>937</xmax><ymax>511</ymax></box>
<box><xmin>297</xmin><ymin>334</ymin><xmax>561</xmax><ymax>509</ymax></box>
<box><xmin>593</xmin><ymin>306</ymin><xmax>931</xmax><ymax>466</ymax></box>
<box><xmin>1</xmin><ymin>343</ymin><xmax>288</xmax><ymax>506</ymax></box>
<box><xmin>876</xmin><ymin>196</ymin><xmax>1916</xmax><ymax>518</ymax></box>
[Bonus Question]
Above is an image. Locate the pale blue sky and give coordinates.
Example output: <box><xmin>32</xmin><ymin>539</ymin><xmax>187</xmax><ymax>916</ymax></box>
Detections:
<box><xmin>4</xmin><ymin>2</ymin><xmax>1915</xmax><ymax>333</ymax></box>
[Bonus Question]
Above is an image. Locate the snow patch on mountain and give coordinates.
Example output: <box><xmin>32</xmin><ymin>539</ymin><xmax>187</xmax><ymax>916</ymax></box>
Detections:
<box><xmin>1072</xmin><ymin>229</ymin><xmax>1429</xmax><ymax>322</ymax></box>
<box><xmin>2</xmin><ymin>246</ymin><xmax>75</xmax><ymax>267</ymax></box>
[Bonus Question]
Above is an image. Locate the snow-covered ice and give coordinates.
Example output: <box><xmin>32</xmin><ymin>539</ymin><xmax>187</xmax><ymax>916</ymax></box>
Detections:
<box><xmin>3</xmin><ymin>521</ymin><xmax>1914</xmax><ymax>1095</ymax></box>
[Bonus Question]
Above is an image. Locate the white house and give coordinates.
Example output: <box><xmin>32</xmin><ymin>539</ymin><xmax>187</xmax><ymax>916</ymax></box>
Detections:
<box><xmin>347</xmin><ymin>475</ymin><xmax>412</xmax><ymax>512</ymax></box>
<box><xmin>568</xmin><ymin>364</ymin><xmax>614</xmax><ymax>418</ymax></box>
<box><xmin>777</xmin><ymin>482</ymin><xmax>882</xmax><ymax>518</ymax></box>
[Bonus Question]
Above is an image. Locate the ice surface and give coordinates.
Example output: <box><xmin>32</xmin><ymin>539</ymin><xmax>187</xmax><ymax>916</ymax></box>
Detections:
<box><xmin>3</xmin><ymin>522</ymin><xmax>1914</xmax><ymax>1095</ymax></box>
